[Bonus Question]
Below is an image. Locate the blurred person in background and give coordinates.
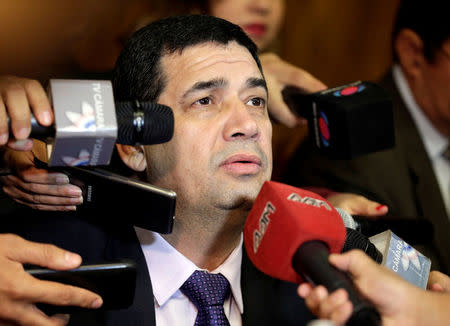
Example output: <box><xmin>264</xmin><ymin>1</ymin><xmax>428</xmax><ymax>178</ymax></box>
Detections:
<box><xmin>1</xmin><ymin>0</ymin><xmax>388</xmax><ymax>218</ymax></box>
<box><xmin>283</xmin><ymin>0</ymin><xmax>450</xmax><ymax>273</ymax></box>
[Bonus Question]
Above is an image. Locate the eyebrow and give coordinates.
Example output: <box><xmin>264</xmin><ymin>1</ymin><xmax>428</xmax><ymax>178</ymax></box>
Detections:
<box><xmin>246</xmin><ymin>77</ymin><xmax>268</xmax><ymax>94</ymax></box>
<box><xmin>180</xmin><ymin>76</ymin><xmax>268</xmax><ymax>103</ymax></box>
<box><xmin>181</xmin><ymin>78</ymin><xmax>228</xmax><ymax>102</ymax></box>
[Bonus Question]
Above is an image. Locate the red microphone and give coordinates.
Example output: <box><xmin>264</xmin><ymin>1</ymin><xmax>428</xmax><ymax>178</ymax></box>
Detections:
<box><xmin>244</xmin><ymin>181</ymin><xmax>381</xmax><ymax>326</ymax></box>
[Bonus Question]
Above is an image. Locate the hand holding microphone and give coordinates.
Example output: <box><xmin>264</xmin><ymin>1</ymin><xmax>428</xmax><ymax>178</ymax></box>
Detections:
<box><xmin>0</xmin><ymin>76</ymin><xmax>173</xmax><ymax>211</ymax></box>
<box><xmin>244</xmin><ymin>181</ymin><xmax>381</xmax><ymax>325</ymax></box>
<box><xmin>0</xmin><ymin>75</ymin><xmax>53</xmax><ymax>151</ymax></box>
<box><xmin>298</xmin><ymin>250</ymin><xmax>450</xmax><ymax>326</ymax></box>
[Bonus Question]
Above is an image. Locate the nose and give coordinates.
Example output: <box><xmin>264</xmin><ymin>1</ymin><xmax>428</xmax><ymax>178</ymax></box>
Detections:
<box><xmin>248</xmin><ymin>0</ymin><xmax>271</xmax><ymax>15</ymax></box>
<box><xmin>223</xmin><ymin>99</ymin><xmax>259</xmax><ymax>142</ymax></box>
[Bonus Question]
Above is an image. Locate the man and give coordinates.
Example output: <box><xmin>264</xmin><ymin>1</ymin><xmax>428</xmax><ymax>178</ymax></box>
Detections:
<box><xmin>283</xmin><ymin>0</ymin><xmax>450</xmax><ymax>273</ymax></box>
<box><xmin>1</xmin><ymin>15</ymin><xmax>315</xmax><ymax>325</ymax></box>
<box><xmin>298</xmin><ymin>250</ymin><xmax>450</xmax><ymax>326</ymax></box>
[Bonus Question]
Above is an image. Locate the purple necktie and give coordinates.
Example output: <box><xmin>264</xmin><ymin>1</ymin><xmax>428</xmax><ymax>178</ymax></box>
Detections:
<box><xmin>180</xmin><ymin>270</ymin><xmax>231</xmax><ymax>326</ymax></box>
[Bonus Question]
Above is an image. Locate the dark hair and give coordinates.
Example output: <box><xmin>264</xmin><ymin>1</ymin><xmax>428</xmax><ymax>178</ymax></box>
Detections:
<box><xmin>392</xmin><ymin>0</ymin><xmax>450</xmax><ymax>62</ymax></box>
<box><xmin>113</xmin><ymin>14</ymin><xmax>262</xmax><ymax>102</ymax></box>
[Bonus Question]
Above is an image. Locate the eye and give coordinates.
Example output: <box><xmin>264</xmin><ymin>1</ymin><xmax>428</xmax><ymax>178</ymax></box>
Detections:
<box><xmin>247</xmin><ymin>97</ymin><xmax>266</xmax><ymax>108</ymax></box>
<box><xmin>194</xmin><ymin>97</ymin><xmax>212</xmax><ymax>106</ymax></box>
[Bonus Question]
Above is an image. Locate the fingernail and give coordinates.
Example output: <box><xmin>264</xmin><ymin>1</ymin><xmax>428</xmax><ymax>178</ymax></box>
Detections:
<box><xmin>56</xmin><ymin>175</ymin><xmax>69</xmax><ymax>184</ymax></box>
<box><xmin>40</xmin><ymin>111</ymin><xmax>52</xmax><ymax>125</ymax></box>
<box><xmin>65</xmin><ymin>252</ymin><xmax>81</xmax><ymax>265</ymax></box>
<box><xmin>91</xmin><ymin>298</ymin><xmax>103</xmax><ymax>309</ymax></box>
<box><xmin>68</xmin><ymin>187</ymin><xmax>82</xmax><ymax>196</ymax></box>
<box><xmin>11</xmin><ymin>139</ymin><xmax>33</xmax><ymax>150</ymax></box>
<box><xmin>17</xmin><ymin>127</ymin><xmax>30</xmax><ymax>139</ymax></box>
<box><xmin>376</xmin><ymin>205</ymin><xmax>387</xmax><ymax>211</ymax></box>
<box><xmin>71</xmin><ymin>196</ymin><xmax>83</xmax><ymax>204</ymax></box>
<box><xmin>0</xmin><ymin>133</ymin><xmax>7</xmax><ymax>144</ymax></box>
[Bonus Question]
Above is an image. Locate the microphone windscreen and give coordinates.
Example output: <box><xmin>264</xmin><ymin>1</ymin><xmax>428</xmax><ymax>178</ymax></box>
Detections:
<box><xmin>244</xmin><ymin>181</ymin><xmax>346</xmax><ymax>283</ymax></box>
<box><xmin>335</xmin><ymin>207</ymin><xmax>359</xmax><ymax>230</ymax></box>
<box><xmin>115</xmin><ymin>101</ymin><xmax>174</xmax><ymax>145</ymax></box>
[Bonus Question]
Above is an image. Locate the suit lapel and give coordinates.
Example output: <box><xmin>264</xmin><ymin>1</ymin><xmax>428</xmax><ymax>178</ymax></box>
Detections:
<box><xmin>240</xmin><ymin>249</ymin><xmax>314</xmax><ymax>325</ymax></box>
<box><xmin>104</xmin><ymin>226</ymin><xmax>157</xmax><ymax>326</ymax></box>
<box><xmin>387</xmin><ymin>74</ymin><xmax>450</xmax><ymax>272</ymax></box>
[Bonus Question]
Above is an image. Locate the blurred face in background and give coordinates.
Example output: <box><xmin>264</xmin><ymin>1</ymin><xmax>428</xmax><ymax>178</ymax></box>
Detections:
<box><xmin>209</xmin><ymin>0</ymin><xmax>285</xmax><ymax>51</ymax></box>
<box><xmin>417</xmin><ymin>38</ymin><xmax>450</xmax><ymax>137</ymax></box>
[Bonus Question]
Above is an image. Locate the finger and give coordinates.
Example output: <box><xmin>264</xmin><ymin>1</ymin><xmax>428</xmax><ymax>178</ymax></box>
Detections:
<box><xmin>329</xmin><ymin>250</ymin><xmax>372</xmax><ymax>276</ymax></box>
<box><xmin>304</xmin><ymin>285</ymin><xmax>328</xmax><ymax>314</ymax></box>
<box><xmin>4</xmin><ymin>173</ymin><xmax>79</xmax><ymax>196</ymax></box>
<box><xmin>6</xmin><ymin>139</ymin><xmax>34</xmax><ymax>151</ymax></box>
<box><xmin>49</xmin><ymin>314</ymin><xmax>70</xmax><ymax>326</ymax></box>
<box><xmin>281</xmin><ymin>65</ymin><xmax>327</xmax><ymax>93</ymax></box>
<box><xmin>1</xmin><ymin>234</ymin><xmax>81</xmax><ymax>270</ymax></box>
<box><xmin>2</xmin><ymin>82</ymin><xmax>31</xmax><ymax>140</ymax></box>
<box><xmin>19</xmin><ymin>168</ymin><xmax>70</xmax><ymax>185</ymax></box>
<box><xmin>23</xmin><ymin>79</ymin><xmax>53</xmax><ymax>126</ymax></box>
<box><xmin>2</xmin><ymin>301</ymin><xmax>71</xmax><ymax>326</ymax></box>
<box><xmin>259</xmin><ymin>53</ymin><xmax>327</xmax><ymax>93</ymax></box>
<box><xmin>428</xmin><ymin>283</ymin><xmax>444</xmax><ymax>292</ymax></box>
<box><xmin>297</xmin><ymin>283</ymin><xmax>313</xmax><ymax>298</ymax></box>
<box><xmin>20</xmin><ymin>277</ymin><xmax>102</xmax><ymax>309</ymax></box>
<box><xmin>356</xmin><ymin>199</ymin><xmax>388</xmax><ymax>217</ymax></box>
<box><xmin>10</xmin><ymin>198</ymin><xmax>77</xmax><ymax>211</ymax></box>
<box><xmin>0</xmin><ymin>97</ymin><xmax>8</xmax><ymax>145</ymax></box>
<box><xmin>4</xmin><ymin>187</ymin><xmax>83</xmax><ymax>206</ymax></box>
<box><xmin>3</xmin><ymin>184</ymin><xmax>82</xmax><ymax>205</ymax></box>
<box><xmin>329</xmin><ymin>301</ymin><xmax>353</xmax><ymax>326</ymax></box>
<box><xmin>318</xmin><ymin>288</ymin><xmax>349</xmax><ymax>318</ymax></box>
<box><xmin>268</xmin><ymin>92</ymin><xmax>301</xmax><ymax>127</ymax></box>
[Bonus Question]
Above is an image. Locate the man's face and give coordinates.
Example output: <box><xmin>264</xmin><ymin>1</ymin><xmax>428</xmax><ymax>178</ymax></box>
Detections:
<box><xmin>413</xmin><ymin>38</ymin><xmax>450</xmax><ymax>137</ymax></box>
<box><xmin>144</xmin><ymin>41</ymin><xmax>272</xmax><ymax>213</ymax></box>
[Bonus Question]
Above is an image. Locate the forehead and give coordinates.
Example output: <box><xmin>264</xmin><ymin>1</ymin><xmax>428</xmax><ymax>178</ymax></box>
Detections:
<box><xmin>159</xmin><ymin>41</ymin><xmax>262</xmax><ymax>90</ymax></box>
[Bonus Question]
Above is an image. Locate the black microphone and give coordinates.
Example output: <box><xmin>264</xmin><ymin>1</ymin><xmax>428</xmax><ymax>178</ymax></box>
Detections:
<box><xmin>335</xmin><ymin>208</ymin><xmax>383</xmax><ymax>263</ymax></box>
<box><xmin>282</xmin><ymin>81</ymin><xmax>394</xmax><ymax>159</ymax></box>
<box><xmin>19</xmin><ymin>101</ymin><xmax>173</xmax><ymax>146</ymax></box>
<box><xmin>353</xmin><ymin>216</ymin><xmax>434</xmax><ymax>245</ymax></box>
<box><xmin>7</xmin><ymin>79</ymin><xmax>174</xmax><ymax>167</ymax></box>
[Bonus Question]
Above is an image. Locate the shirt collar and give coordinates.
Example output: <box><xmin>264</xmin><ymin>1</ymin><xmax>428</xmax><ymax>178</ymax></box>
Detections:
<box><xmin>134</xmin><ymin>227</ymin><xmax>244</xmax><ymax>314</ymax></box>
<box><xmin>393</xmin><ymin>64</ymin><xmax>448</xmax><ymax>159</ymax></box>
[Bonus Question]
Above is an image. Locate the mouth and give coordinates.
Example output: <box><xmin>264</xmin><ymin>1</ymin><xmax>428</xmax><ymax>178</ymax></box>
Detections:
<box><xmin>220</xmin><ymin>154</ymin><xmax>262</xmax><ymax>175</ymax></box>
<box><xmin>242</xmin><ymin>23</ymin><xmax>267</xmax><ymax>38</ymax></box>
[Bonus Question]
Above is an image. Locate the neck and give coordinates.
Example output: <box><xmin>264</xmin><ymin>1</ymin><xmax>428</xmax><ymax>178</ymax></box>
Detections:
<box><xmin>162</xmin><ymin>207</ymin><xmax>247</xmax><ymax>271</ymax></box>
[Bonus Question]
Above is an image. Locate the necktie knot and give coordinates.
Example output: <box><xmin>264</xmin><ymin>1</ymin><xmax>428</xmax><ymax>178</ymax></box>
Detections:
<box><xmin>180</xmin><ymin>270</ymin><xmax>231</xmax><ymax>326</ymax></box>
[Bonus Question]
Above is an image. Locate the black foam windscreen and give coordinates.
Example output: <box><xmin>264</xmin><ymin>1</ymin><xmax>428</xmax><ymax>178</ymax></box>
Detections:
<box><xmin>115</xmin><ymin>101</ymin><xmax>174</xmax><ymax>145</ymax></box>
<box><xmin>283</xmin><ymin>81</ymin><xmax>395</xmax><ymax>159</ymax></box>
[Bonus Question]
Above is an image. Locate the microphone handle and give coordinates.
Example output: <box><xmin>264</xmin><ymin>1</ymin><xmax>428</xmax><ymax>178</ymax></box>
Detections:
<box><xmin>292</xmin><ymin>241</ymin><xmax>381</xmax><ymax>326</ymax></box>
<box><xmin>8</xmin><ymin>114</ymin><xmax>56</xmax><ymax>141</ymax></box>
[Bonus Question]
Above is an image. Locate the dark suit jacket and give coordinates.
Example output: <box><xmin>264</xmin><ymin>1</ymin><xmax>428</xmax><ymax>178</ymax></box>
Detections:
<box><xmin>1</xmin><ymin>208</ymin><xmax>314</xmax><ymax>326</ymax></box>
<box><xmin>283</xmin><ymin>71</ymin><xmax>450</xmax><ymax>273</ymax></box>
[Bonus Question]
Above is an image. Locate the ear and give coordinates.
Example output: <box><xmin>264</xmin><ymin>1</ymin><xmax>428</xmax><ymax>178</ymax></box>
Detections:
<box><xmin>394</xmin><ymin>29</ymin><xmax>426</xmax><ymax>79</ymax></box>
<box><xmin>116</xmin><ymin>144</ymin><xmax>147</xmax><ymax>172</ymax></box>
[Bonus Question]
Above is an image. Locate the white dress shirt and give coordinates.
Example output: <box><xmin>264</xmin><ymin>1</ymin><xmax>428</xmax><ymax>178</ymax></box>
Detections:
<box><xmin>393</xmin><ymin>65</ymin><xmax>450</xmax><ymax>218</ymax></box>
<box><xmin>135</xmin><ymin>227</ymin><xmax>244</xmax><ymax>326</ymax></box>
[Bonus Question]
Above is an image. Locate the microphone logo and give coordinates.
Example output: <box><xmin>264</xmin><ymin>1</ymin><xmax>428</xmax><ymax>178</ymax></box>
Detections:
<box><xmin>65</xmin><ymin>101</ymin><xmax>96</xmax><ymax>131</ymax></box>
<box><xmin>253</xmin><ymin>202</ymin><xmax>275</xmax><ymax>254</ymax></box>
<box><xmin>62</xmin><ymin>149</ymin><xmax>90</xmax><ymax>166</ymax></box>
<box><xmin>401</xmin><ymin>243</ymin><xmax>422</xmax><ymax>271</ymax></box>
<box><xmin>287</xmin><ymin>193</ymin><xmax>332</xmax><ymax>211</ymax></box>
<box><xmin>333</xmin><ymin>84</ymin><xmax>366</xmax><ymax>97</ymax></box>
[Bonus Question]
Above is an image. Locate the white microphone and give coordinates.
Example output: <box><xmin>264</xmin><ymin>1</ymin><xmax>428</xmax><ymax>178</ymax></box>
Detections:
<box><xmin>8</xmin><ymin>79</ymin><xmax>173</xmax><ymax>167</ymax></box>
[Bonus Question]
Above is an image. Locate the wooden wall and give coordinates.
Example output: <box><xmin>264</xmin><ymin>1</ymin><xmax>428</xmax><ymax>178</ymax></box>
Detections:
<box><xmin>272</xmin><ymin>0</ymin><xmax>401</xmax><ymax>179</ymax></box>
